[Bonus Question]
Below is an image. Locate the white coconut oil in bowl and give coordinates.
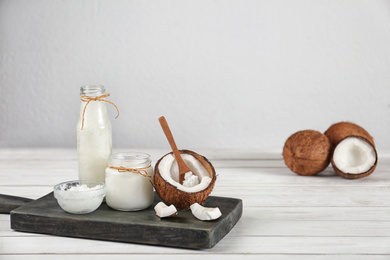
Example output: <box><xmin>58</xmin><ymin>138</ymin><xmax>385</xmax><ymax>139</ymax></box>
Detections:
<box><xmin>54</xmin><ymin>180</ymin><xmax>106</xmax><ymax>214</ymax></box>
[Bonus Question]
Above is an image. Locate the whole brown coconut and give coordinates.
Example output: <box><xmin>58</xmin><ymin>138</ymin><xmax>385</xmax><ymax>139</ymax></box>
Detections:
<box><xmin>324</xmin><ymin>121</ymin><xmax>375</xmax><ymax>148</ymax></box>
<box><xmin>283</xmin><ymin>130</ymin><xmax>332</xmax><ymax>176</ymax></box>
<box><xmin>154</xmin><ymin>150</ymin><xmax>216</xmax><ymax>210</ymax></box>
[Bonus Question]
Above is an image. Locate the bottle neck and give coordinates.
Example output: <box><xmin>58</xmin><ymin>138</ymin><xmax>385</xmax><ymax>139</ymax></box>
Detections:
<box><xmin>78</xmin><ymin>85</ymin><xmax>110</xmax><ymax>129</ymax></box>
<box><xmin>80</xmin><ymin>85</ymin><xmax>105</xmax><ymax>97</ymax></box>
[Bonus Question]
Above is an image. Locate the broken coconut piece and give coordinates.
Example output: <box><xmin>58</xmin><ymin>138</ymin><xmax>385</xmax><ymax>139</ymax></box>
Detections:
<box><xmin>154</xmin><ymin>201</ymin><xmax>178</xmax><ymax>218</ymax></box>
<box><xmin>331</xmin><ymin>136</ymin><xmax>377</xmax><ymax>179</ymax></box>
<box><xmin>283</xmin><ymin>130</ymin><xmax>332</xmax><ymax>176</ymax></box>
<box><xmin>154</xmin><ymin>150</ymin><xmax>216</xmax><ymax>210</ymax></box>
<box><xmin>190</xmin><ymin>203</ymin><xmax>222</xmax><ymax>221</ymax></box>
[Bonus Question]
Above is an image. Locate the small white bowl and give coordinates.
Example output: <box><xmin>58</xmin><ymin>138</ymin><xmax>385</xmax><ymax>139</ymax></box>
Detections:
<box><xmin>54</xmin><ymin>180</ymin><xmax>106</xmax><ymax>214</ymax></box>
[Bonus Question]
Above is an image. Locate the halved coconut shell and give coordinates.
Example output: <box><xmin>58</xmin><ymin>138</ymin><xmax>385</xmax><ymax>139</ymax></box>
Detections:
<box><xmin>331</xmin><ymin>135</ymin><xmax>378</xmax><ymax>179</ymax></box>
<box><xmin>325</xmin><ymin>122</ymin><xmax>377</xmax><ymax>179</ymax></box>
<box><xmin>283</xmin><ymin>130</ymin><xmax>332</xmax><ymax>176</ymax></box>
<box><xmin>154</xmin><ymin>150</ymin><xmax>216</xmax><ymax>210</ymax></box>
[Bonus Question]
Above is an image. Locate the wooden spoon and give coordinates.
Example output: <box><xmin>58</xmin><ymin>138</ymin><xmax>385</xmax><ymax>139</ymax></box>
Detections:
<box><xmin>158</xmin><ymin>116</ymin><xmax>194</xmax><ymax>185</ymax></box>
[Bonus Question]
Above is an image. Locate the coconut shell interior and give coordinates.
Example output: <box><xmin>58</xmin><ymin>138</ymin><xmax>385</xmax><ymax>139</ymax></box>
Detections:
<box><xmin>154</xmin><ymin>150</ymin><xmax>217</xmax><ymax>210</ymax></box>
<box><xmin>331</xmin><ymin>135</ymin><xmax>378</xmax><ymax>179</ymax></box>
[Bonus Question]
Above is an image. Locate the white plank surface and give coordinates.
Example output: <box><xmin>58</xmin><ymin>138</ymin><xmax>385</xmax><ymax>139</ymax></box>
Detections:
<box><xmin>1</xmin><ymin>148</ymin><xmax>390</xmax><ymax>259</ymax></box>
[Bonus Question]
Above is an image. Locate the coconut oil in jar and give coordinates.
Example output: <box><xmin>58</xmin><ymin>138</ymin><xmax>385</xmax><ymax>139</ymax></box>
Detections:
<box><xmin>77</xmin><ymin>85</ymin><xmax>112</xmax><ymax>183</ymax></box>
<box><xmin>105</xmin><ymin>152</ymin><xmax>154</xmax><ymax>211</ymax></box>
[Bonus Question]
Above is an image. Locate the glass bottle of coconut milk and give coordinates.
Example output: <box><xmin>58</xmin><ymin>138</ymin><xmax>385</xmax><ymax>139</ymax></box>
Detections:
<box><xmin>77</xmin><ymin>85</ymin><xmax>112</xmax><ymax>183</ymax></box>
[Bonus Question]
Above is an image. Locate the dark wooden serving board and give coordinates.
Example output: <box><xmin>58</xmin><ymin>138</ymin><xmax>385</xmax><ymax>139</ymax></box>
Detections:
<box><xmin>10</xmin><ymin>192</ymin><xmax>242</xmax><ymax>249</ymax></box>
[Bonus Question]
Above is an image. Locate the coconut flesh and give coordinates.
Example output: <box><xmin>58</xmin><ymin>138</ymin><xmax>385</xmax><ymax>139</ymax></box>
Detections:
<box><xmin>158</xmin><ymin>153</ymin><xmax>212</xmax><ymax>192</ymax></box>
<box><xmin>332</xmin><ymin>136</ymin><xmax>377</xmax><ymax>178</ymax></box>
<box><xmin>190</xmin><ymin>203</ymin><xmax>221</xmax><ymax>221</ymax></box>
<box><xmin>154</xmin><ymin>201</ymin><xmax>177</xmax><ymax>218</ymax></box>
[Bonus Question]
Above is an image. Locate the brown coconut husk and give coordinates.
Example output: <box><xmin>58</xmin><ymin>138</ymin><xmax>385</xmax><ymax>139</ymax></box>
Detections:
<box><xmin>283</xmin><ymin>130</ymin><xmax>332</xmax><ymax>176</ymax></box>
<box><xmin>154</xmin><ymin>150</ymin><xmax>216</xmax><ymax>210</ymax></box>
<box><xmin>324</xmin><ymin>121</ymin><xmax>375</xmax><ymax>148</ymax></box>
<box><xmin>331</xmin><ymin>135</ymin><xmax>378</xmax><ymax>179</ymax></box>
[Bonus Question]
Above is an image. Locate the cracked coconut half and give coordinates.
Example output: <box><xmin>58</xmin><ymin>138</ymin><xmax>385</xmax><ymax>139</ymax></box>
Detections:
<box><xmin>325</xmin><ymin>122</ymin><xmax>378</xmax><ymax>179</ymax></box>
<box><xmin>154</xmin><ymin>150</ymin><xmax>216</xmax><ymax>210</ymax></box>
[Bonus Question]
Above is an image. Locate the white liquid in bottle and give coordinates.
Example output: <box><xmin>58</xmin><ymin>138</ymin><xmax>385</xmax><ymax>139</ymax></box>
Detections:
<box><xmin>77</xmin><ymin>85</ymin><xmax>112</xmax><ymax>183</ymax></box>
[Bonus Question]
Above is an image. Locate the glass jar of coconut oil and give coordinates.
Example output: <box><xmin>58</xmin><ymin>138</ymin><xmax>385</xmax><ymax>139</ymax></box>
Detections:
<box><xmin>77</xmin><ymin>85</ymin><xmax>112</xmax><ymax>183</ymax></box>
<box><xmin>105</xmin><ymin>152</ymin><xmax>154</xmax><ymax>211</ymax></box>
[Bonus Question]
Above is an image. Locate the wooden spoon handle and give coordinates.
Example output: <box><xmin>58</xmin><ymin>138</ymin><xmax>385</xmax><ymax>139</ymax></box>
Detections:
<box><xmin>158</xmin><ymin>116</ymin><xmax>180</xmax><ymax>158</ymax></box>
<box><xmin>158</xmin><ymin>116</ymin><xmax>191</xmax><ymax>184</ymax></box>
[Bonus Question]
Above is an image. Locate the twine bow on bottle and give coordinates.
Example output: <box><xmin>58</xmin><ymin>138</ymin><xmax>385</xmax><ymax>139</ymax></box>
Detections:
<box><xmin>107</xmin><ymin>166</ymin><xmax>152</xmax><ymax>178</ymax></box>
<box><xmin>80</xmin><ymin>93</ymin><xmax>120</xmax><ymax>130</ymax></box>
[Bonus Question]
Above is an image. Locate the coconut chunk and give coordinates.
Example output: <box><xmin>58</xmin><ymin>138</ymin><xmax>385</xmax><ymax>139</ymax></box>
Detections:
<box><xmin>190</xmin><ymin>203</ymin><xmax>222</xmax><ymax>221</ymax></box>
<box><xmin>154</xmin><ymin>202</ymin><xmax>177</xmax><ymax>218</ymax></box>
<box><xmin>332</xmin><ymin>137</ymin><xmax>377</xmax><ymax>175</ymax></box>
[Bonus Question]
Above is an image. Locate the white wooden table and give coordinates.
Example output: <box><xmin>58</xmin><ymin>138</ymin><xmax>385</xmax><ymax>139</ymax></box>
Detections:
<box><xmin>1</xmin><ymin>148</ymin><xmax>390</xmax><ymax>259</ymax></box>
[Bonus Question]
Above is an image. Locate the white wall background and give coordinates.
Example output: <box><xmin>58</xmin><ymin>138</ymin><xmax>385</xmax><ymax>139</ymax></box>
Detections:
<box><xmin>1</xmin><ymin>0</ymin><xmax>390</xmax><ymax>151</ymax></box>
